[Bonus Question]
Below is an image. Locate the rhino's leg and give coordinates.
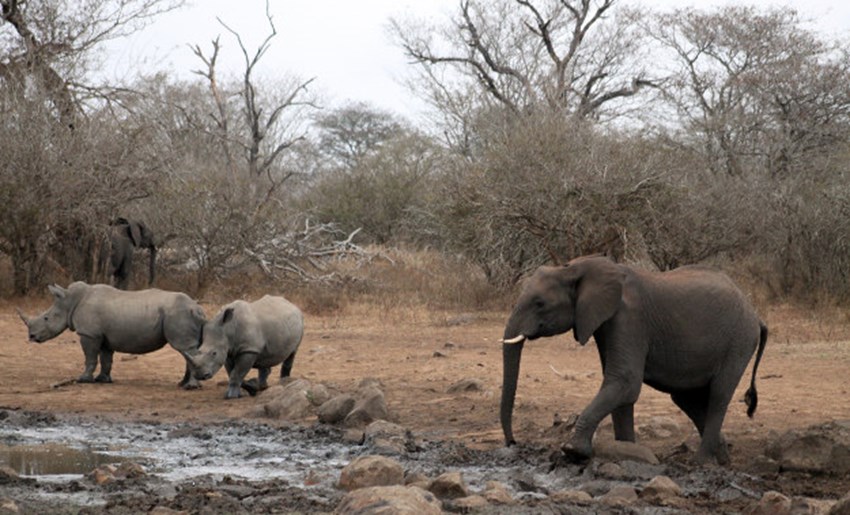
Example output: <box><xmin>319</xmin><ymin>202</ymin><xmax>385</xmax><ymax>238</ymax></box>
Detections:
<box><xmin>225</xmin><ymin>353</ymin><xmax>256</xmax><ymax>400</ymax></box>
<box><xmin>77</xmin><ymin>336</ymin><xmax>102</xmax><ymax>383</ymax></box>
<box><xmin>281</xmin><ymin>352</ymin><xmax>296</xmax><ymax>378</ymax></box>
<box><xmin>178</xmin><ymin>361</ymin><xmax>201</xmax><ymax>390</ymax></box>
<box><xmin>257</xmin><ymin>367</ymin><xmax>271</xmax><ymax>391</ymax></box>
<box><xmin>94</xmin><ymin>348</ymin><xmax>114</xmax><ymax>383</ymax></box>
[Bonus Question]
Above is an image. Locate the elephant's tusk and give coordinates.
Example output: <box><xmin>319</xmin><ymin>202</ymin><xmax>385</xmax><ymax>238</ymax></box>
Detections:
<box><xmin>500</xmin><ymin>334</ymin><xmax>526</xmax><ymax>345</ymax></box>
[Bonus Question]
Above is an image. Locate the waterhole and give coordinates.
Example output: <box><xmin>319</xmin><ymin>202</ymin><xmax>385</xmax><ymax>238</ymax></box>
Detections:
<box><xmin>0</xmin><ymin>443</ymin><xmax>126</xmax><ymax>476</ymax></box>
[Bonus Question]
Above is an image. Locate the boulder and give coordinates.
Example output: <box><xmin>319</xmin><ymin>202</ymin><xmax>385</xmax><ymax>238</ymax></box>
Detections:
<box><xmin>338</xmin><ymin>455</ymin><xmax>404</xmax><ymax>491</ymax></box>
<box><xmin>428</xmin><ymin>471</ymin><xmax>469</xmax><ymax>500</ymax></box>
<box><xmin>260</xmin><ymin>379</ymin><xmax>315</xmax><ymax>420</ymax></box>
<box><xmin>364</xmin><ymin>420</ymin><xmax>412</xmax><ymax>454</ymax></box>
<box><xmin>344</xmin><ymin>386</ymin><xmax>389</xmax><ymax>428</ymax></box>
<box><xmin>318</xmin><ymin>394</ymin><xmax>356</xmax><ymax>425</ymax></box>
<box><xmin>306</xmin><ymin>383</ymin><xmax>332</xmax><ymax>406</ymax></box>
<box><xmin>767</xmin><ymin>421</ymin><xmax>850</xmax><ymax>475</ymax></box>
<box><xmin>594</xmin><ymin>439</ymin><xmax>660</xmax><ymax>464</ymax></box>
<box><xmin>483</xmin><ymin>481</ymin><xmax>515</xmax><ymax>505</ymax></box>
<box><xmin>335</xmin><ymin>485</ymin><xmax>442</xmax><ymax>515</ymax></box>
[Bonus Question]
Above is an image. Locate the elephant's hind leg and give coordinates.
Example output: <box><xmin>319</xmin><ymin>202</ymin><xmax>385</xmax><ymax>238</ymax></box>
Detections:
<box><xmin>673</xmin><ymin>385</ymin><xmax>731</xmax><ymax>465</ymax></box>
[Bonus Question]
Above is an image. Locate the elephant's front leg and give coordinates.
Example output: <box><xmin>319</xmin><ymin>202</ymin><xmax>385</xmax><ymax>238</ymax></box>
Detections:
<box><xmin>225</xmin><ymin>353</ymin><xmax>257</xmax><ymax>399</ymax></box>
<box><xmin>611</xmin><ymin>403</ymin><xmax>636</xmax><ymax>442</ymax></box>
<box><xmin>77</xmin><ymin>336</ymin><xmax>102</xmax><ymax>383</ymax></box>
<box><xmin>563</xmin><ymin>376</ymin><xmax>642</xmax><ymax>463</ymax></box>
<box><xmin>95</xmin><ymin>347</ymin><xmax>114</xmax><ymax>383</ymax></box>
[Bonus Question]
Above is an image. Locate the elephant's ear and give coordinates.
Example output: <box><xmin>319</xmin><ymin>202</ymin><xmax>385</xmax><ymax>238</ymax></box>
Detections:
<box><xmin>572</xmin><ymin>258</ymin><xmax>625</xmax><ymax>345</ymax></box>
<box><xmin>128</xmin><ymin>221</ymin><xmax>143</xmax><ymax>247</ymax></box>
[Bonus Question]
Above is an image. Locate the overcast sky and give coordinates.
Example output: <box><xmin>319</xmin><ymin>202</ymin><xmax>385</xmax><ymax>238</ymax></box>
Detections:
<box><xmin>104</xmin><ymin>0</ymin><xmax>850</xmax><ymax>120</ymax></box>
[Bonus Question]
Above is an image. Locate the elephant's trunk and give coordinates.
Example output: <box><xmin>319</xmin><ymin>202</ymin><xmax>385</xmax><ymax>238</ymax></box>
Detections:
<box><xmin>500</xmin><ymin>336</ymin><xmax>525</xmax><ymax>446</ymax></box>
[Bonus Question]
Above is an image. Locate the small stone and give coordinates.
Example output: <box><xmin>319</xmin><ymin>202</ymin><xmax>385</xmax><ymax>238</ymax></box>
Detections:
<box><xmin>483</xmin><ymin>482</ymin><xmax>515</xmax><ymax>505</ymax></box>
<box><xmin>0</xmin><ymin>467</ymin><xmax>19</xmax><ymax>483</ymax></box>
<box><xmin>453</xmin><ymin>495</ymin><xmax>489</xmax><ymax>509</ymax></box>
<box><xmin>428</xmin><ymin>471</ymin><xmax>469</xmax><ymax>500</ymax></box>
<box><xmin>596</xmin><ymin>461</ymin><xmax>624</xmax><ymax>479</ymax></box>
<box><xmin>447</xmin><ymin>378</ymin><xmax>483</xmax><ymax>393</ymax></box>
<box><xmin>791</xmin><ymin>496</ymin><xmax>835</xmax><ymax>515</ymax></box>
<box><xmin>90</xmin><ymin>467</ymin><xmax>115</xmax><ymax>485</ymax></box>
<box><xmin>640</xmin><ymin>475</ymin><xmax>682</xmax><ymax>501</ymax></box>
<box><xmin>115</xmin><ymin>462</ymin><xmax>146</xmax><ymax>479</ymax></box>
<box><xmin>0</xmin><ymin>498</ymin><xmax>19</xmax><ymax>514</ymax></box>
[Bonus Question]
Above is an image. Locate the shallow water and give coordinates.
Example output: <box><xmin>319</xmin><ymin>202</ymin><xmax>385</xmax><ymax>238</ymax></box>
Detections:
<box><xmin>0</xmin><ymin>442</ymin><xmax>126</xmax><ymax>476</ymax></box>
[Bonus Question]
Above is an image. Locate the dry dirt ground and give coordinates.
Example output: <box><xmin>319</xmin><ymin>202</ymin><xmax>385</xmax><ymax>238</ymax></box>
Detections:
<box><xmin>2</xmin><ymin>298</ymin><xmax>850</xmax><ymax>511</ymax></box>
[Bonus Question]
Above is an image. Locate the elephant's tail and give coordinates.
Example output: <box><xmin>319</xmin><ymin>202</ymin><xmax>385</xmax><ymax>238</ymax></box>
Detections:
<box><xmin>744</xmin><ymin>321</ymin><xmax>768</xmax><ymax>418</ymax></box>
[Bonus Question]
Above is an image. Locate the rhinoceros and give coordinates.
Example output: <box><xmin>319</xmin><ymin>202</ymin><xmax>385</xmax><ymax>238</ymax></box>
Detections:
<box><xmin>18</xmin><ymin>282</ymin><xmax>207</xmax><ymax>388</ymax></box>
<box><xmin>185</xmin><ymin>295</ymin><xmax>304</xmax><ymax>399</ymax></box>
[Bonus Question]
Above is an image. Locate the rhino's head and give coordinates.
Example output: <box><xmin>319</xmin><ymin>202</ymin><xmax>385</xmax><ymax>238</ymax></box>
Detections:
<box><xmin>19</xmin><ymin>284</ymin><xmax>74</xmax><ymax>343</ymax></box>
<box><xmin>187</xmin><ymin>306</ymin><xmax>236</xmax><ymax>380</ymax></box>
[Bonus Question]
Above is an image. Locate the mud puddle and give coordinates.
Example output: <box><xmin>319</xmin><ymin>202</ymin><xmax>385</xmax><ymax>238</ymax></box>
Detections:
<box><xmin>0</xmin><ymin>408</ymin><xmax>781</xmax><ymax>514</ymax></box>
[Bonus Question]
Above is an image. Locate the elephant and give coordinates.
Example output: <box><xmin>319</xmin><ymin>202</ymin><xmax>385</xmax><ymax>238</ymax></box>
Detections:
<box><xmin>109</xmin><ymin>217</ymin><xmax>156</xmax><ymax>290</ymax></box>
<box><xmin>500</xmin><ymin>255</ymin><xmax>768</xmax><ymax>465</ymax></box>
<box><xmin>184</xmin><ymin>295</ymin><xmax>304</xmax><ymax>399</ymax></box>
<box><xmin>18</xmin><ymin>282</ymin><xmax>207</xmax><ymax>388</ymax></box>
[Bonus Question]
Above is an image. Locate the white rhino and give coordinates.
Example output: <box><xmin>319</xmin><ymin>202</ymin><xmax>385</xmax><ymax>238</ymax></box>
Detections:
<box><xmin>185</xmin><ymin>295</ymin><xmax>304</xmax><ymax>399</ymax></box>
<box><xmin>19</xmin><ymin>282</ymin><xmax>206</xmax><ymax>388</ymax></box>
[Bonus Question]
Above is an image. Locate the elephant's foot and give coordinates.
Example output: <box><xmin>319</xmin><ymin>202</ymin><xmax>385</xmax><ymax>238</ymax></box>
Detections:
<box><xmin>94</xmin><ymin>374</ymin><xmax>113</xmax><ymax>383</ymax></box>
<box><xmin>77</xmin><ymin>374</ymin><xmax>96</xmax><ymax>383</ymax></box>
<box><xmin>560</xmin><ymin>442</ymin><xmax>592</xmax><ymax>465</ymax></box>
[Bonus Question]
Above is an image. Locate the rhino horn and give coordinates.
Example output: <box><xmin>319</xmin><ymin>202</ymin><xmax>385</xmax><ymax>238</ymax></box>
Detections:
<box><xmin>15</xmin><ymin>308</ymin><xmax>29</xmax><ymax>326</ymax></box>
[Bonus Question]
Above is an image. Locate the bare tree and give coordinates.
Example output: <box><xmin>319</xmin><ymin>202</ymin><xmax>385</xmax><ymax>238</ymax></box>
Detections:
<box><xmin>391</xmin><ymin>0</ymin><xmax>655</xmax><ymax>123</ymax></box>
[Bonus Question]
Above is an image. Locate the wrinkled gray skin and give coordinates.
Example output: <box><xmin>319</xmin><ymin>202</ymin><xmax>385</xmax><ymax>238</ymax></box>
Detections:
<box><xmin>110</xmin><ymin>217</ymin><xmax>156</xmax><ymax>290</ymax></box>
<box><xmin>186</xmin><ymin>295</ymin><xmax>304</xmax><ymax>400</ymax></box>
<box><xmin>20</xmin><ymin>282</ymin><xmax>206</xmax><ymax>387</ymax></box>
<box><xmin>501</xmin><ymin>255</ymin><xmax>768</xmax><ymax>465</ymax></box>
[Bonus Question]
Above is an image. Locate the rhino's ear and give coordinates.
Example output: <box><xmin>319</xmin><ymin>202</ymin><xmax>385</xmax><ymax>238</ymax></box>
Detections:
<box><xmin>221</xmin><ymin>307</ymin><xmax>235</xmax><ymax>325</ymax></box>
<box><xmin>47</xmin><ymin>284</ymin><xmax>67</xmax><ymax>300</ymax></box>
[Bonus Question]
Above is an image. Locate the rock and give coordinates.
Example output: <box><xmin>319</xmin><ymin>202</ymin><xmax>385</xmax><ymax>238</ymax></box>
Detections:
<box><xmin>404</xmin><ymin>472</ymin><xmax>430</xmax><ymax>486</ymax></box>
<box><xmin>594</xmin><ymin>439</ymin><xmax>659</xmax><ymax>464</ymax></box>
<box><xmin>750</xmin><ymin>455</ymin><xmax>781</xmax><ymax>475</ymax></box>
<box><xmin>318</xmin><ymin>394</ymin><xmax>357</xmax><ymax>425</ymax></box>
<box><xmin>550</xmin><ymin>489</ymin><xmax>593</xmax><ymax>505</ymax></box>
<box><xmin>344</xmin><ymin>386</ymin><xmax>389</xmax><ymax>428</ymax></box>
<box><xmin>335</xmin><ymin>485</ymin><xmax>442</xmax><ymax>515</ymax></box>
<box><xmin>149</xmin><ymin>507</ymin><xmax>189</xmax><ymax>515</ymax></box>
<box><xmin>791</xmin><ymin>497</ymin><xmax>836</xmax><ymax>515</ymax></box>
<box><xmin>0</xmin><ymin>498</ymin><xmax>19</xmax><ymax>513</ymax></box>
<box><xmin>640</xmin><ymin>475</ymin><xmax>682</xmax><ymax>501</ymax></box>
<box><xmin>596</xmin><ymin>461</ymin><xmax>625</xmax><ymax>479</ymax></box>
<box><xmin>452</xmin><ymin>495</ymin><xmax>489</xmax><ymax>510</ymax></box>
<box><xmin>89</xmin><ymin>466</ymin><xmax>115</xmax><ymax>485</ymax></box>
<box><xmin>115</xmin><ymin>461</ymin><xmax>146</xmax><ymax>479</ymax></box>
<box><xmin>749</xmin><ymin>491</ymin><xmax>791</xmax><ymax>515</ymax></box>
<box><xmin>578</xmin><ymin>479</ymin><xmax>613</xmax><ymax>497</ymax></box>
<box><xmin>447</xmin><ymin>378</ymin><xmax>483</xmax><ymax>393</ymax></box>
<box><xmin>639</xmin><ymin>416</ymin><xmax>682</xmax><ymax>439</ymax></box>
<box><xmin>364</xmin><ymin>420</ymin><xmax>412</xmax><ymax>454</ymax></box>
<box><xmin>343</xmin><ymin>428</ymin><xmax>365</xmax><ymax>445</ymax></box>
<box><xmin>261</xmin><ymin>379</ymin><xmax>315</xmax><ymax>420</ymax></box>
<box><xmin>338</xmin><ymin>455</ymin><xmax>404</xmax><ymax>491</ymax></box>
<box><xmin>428</xmin><ymin>471</ymin><xmax>469</xmax><ymax>500</ymax></box>
<box><xmin>306</xmin><ymin>383</ymin><xmax>332</xmax><ymax>406</ymax></box>
<box><xmin>483</xmin><ymin>481</ymin><xmax>515</xmax><ymax>505</ymax></box>
<box><xmin>600</xmin><ymin>485</ymin><xmax>638</xmax><ymax>506</ymax></box>
<box><xmin>767</xmin><ymin>421</ymin><xmax>850</xmax><ymax>475</ymax></box>
<box><xmin>829</xmin><ymin>492</ymin><xmax>850</xmax><ymax>515</ymax></box>
<box><xmin>0</xmin><ymin>467</ymin><xmax>19</xmax><ymax>483</ymax></box>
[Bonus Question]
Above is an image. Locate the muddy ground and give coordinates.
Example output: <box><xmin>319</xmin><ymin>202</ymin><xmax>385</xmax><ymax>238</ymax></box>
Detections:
<box><xmin>1</xmin><ymin>298</ymin><xmax>850</xmax><ymax>513</ymax></box>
